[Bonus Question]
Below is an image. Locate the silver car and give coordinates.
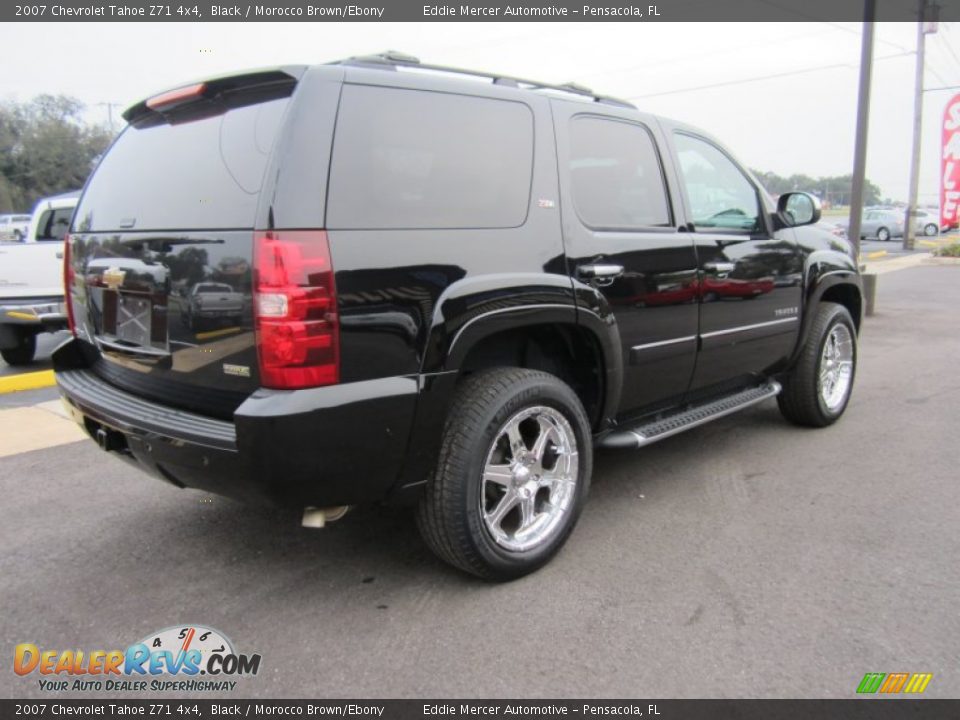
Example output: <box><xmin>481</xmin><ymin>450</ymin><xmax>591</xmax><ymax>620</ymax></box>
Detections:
<box><xmin>914</xmin><ymin>209</ymin><xmax>942</xmax><ymax>237</ymax></box>
<box><xmin>859</xmin><ymin>209</ymin><xmax>904</xmax><ymax>242</ymax></box>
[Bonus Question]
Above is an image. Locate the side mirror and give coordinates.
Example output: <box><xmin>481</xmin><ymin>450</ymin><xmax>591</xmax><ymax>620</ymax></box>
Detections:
<box><xmin>777</xmin><ymin>192</ymin><xmax>821</xmax><ymax>228</ymax></box>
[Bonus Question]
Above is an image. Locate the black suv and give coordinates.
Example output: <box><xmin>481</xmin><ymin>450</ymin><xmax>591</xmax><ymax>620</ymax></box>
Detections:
<box><xmin>55</xmin><ymin>54</ymin><xmax>862</xmax><ymax>580</ymax></box>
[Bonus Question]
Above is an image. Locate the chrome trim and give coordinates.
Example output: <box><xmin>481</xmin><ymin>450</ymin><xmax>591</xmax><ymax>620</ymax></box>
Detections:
<box><xmin>95</xmin><ymin>337</ymin><xmax>171</xmax><ymax>358</ymax></box>
<box><xmin>700</xmin><ymin>317</ymin><xmax>798</xmax><ymax>339</ymax></box>
<box><xmin>631</xmin><ymin>335</ymin><xmax>697</xmax><ymax>352</ymax></box>
<box><xmin>447</xmin><ymin>303</ymin><xmax>575</xmax><ymax>357</ymax></box>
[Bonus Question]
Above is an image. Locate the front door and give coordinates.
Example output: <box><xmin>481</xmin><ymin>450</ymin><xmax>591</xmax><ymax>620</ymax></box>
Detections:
<box><xmin>667</xmin><ymin>131</ymin><xmax>804</xmax><ymax>394</ymax></box>
<box><xmin>553</xmin><ymin>105</ymin><xmax>699</xmax><ymax>417</ymax></box>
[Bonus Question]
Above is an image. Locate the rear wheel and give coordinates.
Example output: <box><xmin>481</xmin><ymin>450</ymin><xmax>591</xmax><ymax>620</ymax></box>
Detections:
<box><xmin>417</xmin><ymin>368</ymin><xmax>592</xmax><ymax>581</ymax></box>
<box><xmin>877</xmin><ymin>227</ymin><xmax>890</xmax><ymax>242</ymax></box>
<box><xmin>778</xmin><ymin>303</ymin><xmax>857</xmax><ymax>427</ymax></box>
<box><xmin>924</xmin><ymin>223</ymin><xmax>939</xmax><ymax>237</ymax></box>
<box><xmin>1</xmin><ymin>331</ymin><xmax>37</xmax><ymax>366</ymax></box>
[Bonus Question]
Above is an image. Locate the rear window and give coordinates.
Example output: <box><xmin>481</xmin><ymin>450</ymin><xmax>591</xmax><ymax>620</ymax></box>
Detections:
<box><xmin>74</xmin><ymin>97</ymin><xmax>290</xmax><ymax>232</ymax></box>
<box><xmin>36</xmin><ymin>207</ymin><xmax>75</xmax><ymax>241</ymax></box>
<box><xmin>327</xmin><ymin>85</ymin><xmax>534</xmax><ymax>230</ymax></box>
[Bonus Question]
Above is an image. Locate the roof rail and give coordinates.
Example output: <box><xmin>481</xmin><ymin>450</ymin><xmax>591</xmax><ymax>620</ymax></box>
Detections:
<box><xmin>333</xmin><ymin>51</ymin><xmax>636</xmax><ymax>109</ymax></box>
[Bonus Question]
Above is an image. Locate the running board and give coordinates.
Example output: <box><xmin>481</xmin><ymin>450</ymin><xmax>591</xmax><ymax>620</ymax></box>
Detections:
<box><xmin>599</xmin><ymin>381</ymin><xmax>782</xmax><ymax>450</ymax></box>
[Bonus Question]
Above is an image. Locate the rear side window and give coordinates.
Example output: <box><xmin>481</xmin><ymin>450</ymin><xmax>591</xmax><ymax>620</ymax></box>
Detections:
<box><xmin>569</xmin><ymin>116</ymin><xmax>671</xmax><ymax>230</ymax></box>
<box><xmin>327</xmin><ymin>85</ymin><xmax>534</xmax><ymax>230</ymax></box>
<box><xmin>74</xmin><ymin>97</ymin><xmax>289</xmax><ymax>232</ymax></box>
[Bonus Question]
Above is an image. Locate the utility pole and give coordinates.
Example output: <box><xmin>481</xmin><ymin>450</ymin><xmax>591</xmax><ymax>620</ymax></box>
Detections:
<box><xmin>96</xmin><ymin>102</ymin><xmax>121</xmax><ymax>133</ymax></box>
<box><xmin>903</xmin><ymin>0</ymin><xmax>939</xmax><ymax>251</ymax></box>
<box><xmin>848</xmin><ymin>0</ymin><xmax>876</xmax><ymax>264</ymax></box>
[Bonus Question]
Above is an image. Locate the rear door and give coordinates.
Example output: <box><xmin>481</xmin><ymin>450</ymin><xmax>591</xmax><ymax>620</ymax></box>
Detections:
<box><xmin>66</xmin><ymin>70</ymin><xmax>314</xmax><ymax>419</ymax></box>
<box><xmin>552</xmin><ymin>103</ymin><xmax>699</xmax><ymax>417</ymax></box>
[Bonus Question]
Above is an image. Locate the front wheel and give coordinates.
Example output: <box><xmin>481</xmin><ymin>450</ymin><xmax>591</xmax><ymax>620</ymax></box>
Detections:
<box><xmin>876</xmin><ymin>227</ymin><xmax>890</xmax><ymax>242</ymax></box>
<box><xmin>777</xmin><ymin>303</ymin><xmax>857</xmax><ymax>427</ymax></box>
<box><xmin>1</xmin><ymin>331</ymin><xmax>37</xmax><ymax>366</ymax></box>
<box><xmin>417</xmin><ymin>368</ymin><xmax>592</xmax><ymax>581</ymax></box>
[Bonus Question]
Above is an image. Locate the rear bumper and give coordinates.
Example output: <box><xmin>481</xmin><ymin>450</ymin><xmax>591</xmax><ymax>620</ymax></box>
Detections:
<box><xmin>55</xmin><ymin>349</ymin><xmax>419</xmax><ymax>508</ymax></box>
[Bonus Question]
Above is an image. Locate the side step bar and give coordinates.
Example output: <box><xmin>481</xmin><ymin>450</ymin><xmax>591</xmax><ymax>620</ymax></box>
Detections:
<box><xmin>599</xmin><ymin>381</ymin><xmax>782</xmax><ymax>450</ymax></box>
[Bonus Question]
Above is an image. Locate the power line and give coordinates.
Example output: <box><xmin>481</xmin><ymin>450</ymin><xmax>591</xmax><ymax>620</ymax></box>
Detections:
<box><xmin>932</xmin><ymin>32</ymin><xmax>960</xmax><ymax>74</ymax></box>
<box><xmin>626</xmin><ymin>52</ymin><xmax>912</xmax><ymax>100</ymax></box>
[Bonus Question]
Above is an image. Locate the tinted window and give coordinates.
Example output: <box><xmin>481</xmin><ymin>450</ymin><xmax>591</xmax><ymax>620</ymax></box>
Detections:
<box><xmin>327</xmin><ymin>86</ymin><xmax>533</xmax><ymax>229</ymax></box>
<box><xmin>36</xmin><ymin>207</ymin><xmax>75</xmax><ymax>241</ymax></box>
<box><xmin>569</xmin><ymin>116</ymin><xmax>671</xmax><ymax>230</ymax></box>
<box><xmin>674</xmin><ymin>133</ymin><xmax>761</xmax><ymax>233</ymax></box>
<box><xmin>74</xmin><ymin>97</ymin><xmax>289</xmax><ymax>232</ymax></box>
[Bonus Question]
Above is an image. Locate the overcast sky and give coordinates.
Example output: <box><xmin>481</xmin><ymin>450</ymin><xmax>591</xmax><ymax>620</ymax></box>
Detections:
<box><xmin>4</xmin><ymin>21</ymin><xmax>960</xmax><ymax>204</ymax></box>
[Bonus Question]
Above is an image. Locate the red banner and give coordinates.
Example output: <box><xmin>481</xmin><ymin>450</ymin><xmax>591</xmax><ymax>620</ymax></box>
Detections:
<box><xmin>943</xmin><ymin>93</ymin><xmax>960</xmax><ymax>230</ymax></box>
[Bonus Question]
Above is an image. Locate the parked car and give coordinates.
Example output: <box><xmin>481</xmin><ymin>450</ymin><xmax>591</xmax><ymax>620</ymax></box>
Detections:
<box><xmin>914</xmin><ymin>209</ymin><xmax>943</xmax><ymax>237</ymax></box>
<box><xmin>0</xmin><ymin>192</ymin><xmax>78</xmax><ymax>365</ymax></box>
<box><xmin>55</xmin><ymin>55</ymin><xmax>862</xmax><ymax>580</ymax></box>
<box><xmin>0</xmin><ymin>214</ymin><xmax>32</xmax><ymax>242</ymax></box>
<box><xmin>858</xmin><ymin>209</ymin><xmax>904</xmax><ymax>242</ymax></box>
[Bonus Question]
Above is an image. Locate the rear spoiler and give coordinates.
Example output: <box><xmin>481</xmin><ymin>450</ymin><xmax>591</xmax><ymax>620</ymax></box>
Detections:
<box><xmin>123</xmin><ymin>66</ymin><xmax>306</xmax><ymax>127</ymax></box>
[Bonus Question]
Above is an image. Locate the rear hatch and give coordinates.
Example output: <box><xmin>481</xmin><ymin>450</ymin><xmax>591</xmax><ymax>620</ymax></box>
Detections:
<box><xmin>67</xmin><ymin>71</ymin><xmax>298</xmax><ymax>419</ymax></box>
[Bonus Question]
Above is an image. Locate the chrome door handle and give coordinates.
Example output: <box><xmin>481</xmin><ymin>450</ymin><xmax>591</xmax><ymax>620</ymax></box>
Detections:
<box><xmin>703</xmin><ymin>261</ymin><xmax>736</xmax><ymax>274</ymax></box>
<box><xmin>577</xmin><ymin>264</ymin><xmax>624</xmax><ymax>280</ymax></box>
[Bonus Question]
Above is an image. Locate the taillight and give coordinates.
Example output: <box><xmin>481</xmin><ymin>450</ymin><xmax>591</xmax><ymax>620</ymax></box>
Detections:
<box><xmin>63</xmin><ymin>233</ymin><xmax>76</xmax><ymax>336</ymax></box>
<box><xmin>254</xmin><ymin>230</ymin><xmax>339</xmax><ymax>390</ymax></box>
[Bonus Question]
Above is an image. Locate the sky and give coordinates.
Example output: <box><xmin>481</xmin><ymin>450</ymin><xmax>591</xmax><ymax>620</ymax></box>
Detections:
<box><xmin>3</xmin><ymin>21</ymin><xmax>960</xmax><ymax>205</ymax></box>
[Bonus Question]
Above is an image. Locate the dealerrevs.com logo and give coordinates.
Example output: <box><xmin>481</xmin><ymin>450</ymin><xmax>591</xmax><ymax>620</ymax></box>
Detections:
<box><xmin>14</xmin><ymin>625</ymin><xmax>261</xmax><ymax>693</ymax></box>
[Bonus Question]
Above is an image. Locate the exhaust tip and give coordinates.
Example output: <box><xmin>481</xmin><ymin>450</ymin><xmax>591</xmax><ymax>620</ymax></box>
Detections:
<box><xmin>302</xmin><ymin>506</ymin><xmax>350</xmax><ymax>529</ymax></box>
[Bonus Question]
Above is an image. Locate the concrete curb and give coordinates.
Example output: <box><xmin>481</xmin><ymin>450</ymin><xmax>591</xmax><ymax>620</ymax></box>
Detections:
<box><xmin>0</xmin><ymin>369</ymin><xmax>56</xmax><ymax>395</ymax></box>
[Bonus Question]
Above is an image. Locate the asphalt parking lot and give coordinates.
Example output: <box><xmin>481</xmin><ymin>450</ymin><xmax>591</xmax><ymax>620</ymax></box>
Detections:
<box><xmin>0</xmin><ymin>260</ymin><xmax>958</xmax><ymax>699</ymax></box>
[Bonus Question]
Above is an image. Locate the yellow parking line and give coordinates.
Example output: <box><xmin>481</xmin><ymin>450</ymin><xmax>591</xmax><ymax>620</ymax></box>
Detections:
<box><xmin>0</xmin><ymin>370</ymin><xmax>56</xmax><ymax>395</ymax></box>
<box><xmin>865</xmin><ymin>250</ymin><xmax>887</xmax><ymax>259</ymax></box>
<box><xmin>194</xmin><ymin>327</ymin><xmax>243</xmax><ymax>341</ymax></box>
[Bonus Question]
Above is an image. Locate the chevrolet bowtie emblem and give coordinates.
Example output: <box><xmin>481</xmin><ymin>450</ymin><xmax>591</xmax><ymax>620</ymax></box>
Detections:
<box><xmin>103</xmin><ymin>267</ymin><xmax>126</xmax><ymax>290</ymax></box>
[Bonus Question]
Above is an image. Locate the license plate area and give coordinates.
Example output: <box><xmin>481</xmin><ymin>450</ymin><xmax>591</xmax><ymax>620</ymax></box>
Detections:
<box><xmin>102</xmin><ymin>290</ymin><xmax>169</xmax><ymax>353</ymax></box>
<box><xmin>117</xmin><ymin>294</ymin><xmax>152</xmax><ymax>346</ymax></box>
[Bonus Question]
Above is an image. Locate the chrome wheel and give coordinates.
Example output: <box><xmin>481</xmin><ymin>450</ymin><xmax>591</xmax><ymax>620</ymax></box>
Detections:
<box><xmin>480</xmin><ymin>406</ymin><xmax>579</xmax><ymax>553</ymax></box>
<box><xmin>818</xmin><ymin>324</ymin><xmax>854</xmax><ymax>412</ymax></box>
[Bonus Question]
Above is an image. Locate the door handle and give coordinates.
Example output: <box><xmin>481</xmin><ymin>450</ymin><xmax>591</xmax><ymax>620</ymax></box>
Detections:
<box><xmin>703</xmin><ymin>261</ymin><xmax>736</xmax><ymax>274</ymax></box>
<box><xmin>577</xmin><ymin>264</ymin><xmax>624</xmax><ymax>280</ymax></box>
<box><xmin>56</xmin><ymin>252</ymin><xmax>64</xmax><ymax>259</ymax></box>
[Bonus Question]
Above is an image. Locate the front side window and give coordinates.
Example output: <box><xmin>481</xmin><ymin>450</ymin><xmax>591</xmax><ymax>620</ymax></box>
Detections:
<box><xmin>674</xmin><ymin>133</ymin><xmax>761</xmax><ymax>233</ymax></box>
<box><xmin>569</xmin><ymin>116</ymin><xmax>671</xmax><ymax>230</ymax></box>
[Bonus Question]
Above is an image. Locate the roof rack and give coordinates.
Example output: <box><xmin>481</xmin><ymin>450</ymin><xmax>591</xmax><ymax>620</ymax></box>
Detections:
<box><xmin>333</xmin><ymin>51</ymin><xmax>636</xmax><ymax>109</ymax></box>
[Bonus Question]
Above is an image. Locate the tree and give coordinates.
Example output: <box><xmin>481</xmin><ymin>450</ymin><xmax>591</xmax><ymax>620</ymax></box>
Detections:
<box><xmin>0</xmin><ymin>95</ymin><xmax>114</xmax><ymax>213</ymax></box>
<box><xmin>751</xmin><ymin>169</ymin><xmax>882</xmax><ymax>206</ymax></box>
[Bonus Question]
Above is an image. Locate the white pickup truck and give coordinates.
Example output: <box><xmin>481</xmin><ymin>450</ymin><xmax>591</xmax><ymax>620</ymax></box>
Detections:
<box><xmin>0</xmin><ymin>191</ymin><xmax>79</xmax><ymax>365</ymax></box>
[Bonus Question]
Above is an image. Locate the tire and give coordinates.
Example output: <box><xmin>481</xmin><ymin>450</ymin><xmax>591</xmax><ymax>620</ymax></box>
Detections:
<box><xmin>417</xmin><ymin>368</ymin><xmax>592</xmax><ymax>581</ymax></box>
<box><xmin>877</xmin><ymin>227</ymin><xmax>890</xmax><ymax>242</ymax></box>
<box><xmin>924</xmin><ymin>223</ymin><xmax>938</xmax><ymax>237</ymax></box>
<box><xmin>777</xmin><ymin>303</ymin><xmax>857</xmax><ymax>428</ymax></box>
<box><xmin>13</xmin><ymin>230</ymin><xmax>23</xmax><ymax>242</ymax></box>
<box><xmin>1</xmin><ymin>333</ymin><xmax>37</xmax><ymax>366</ymax></box>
